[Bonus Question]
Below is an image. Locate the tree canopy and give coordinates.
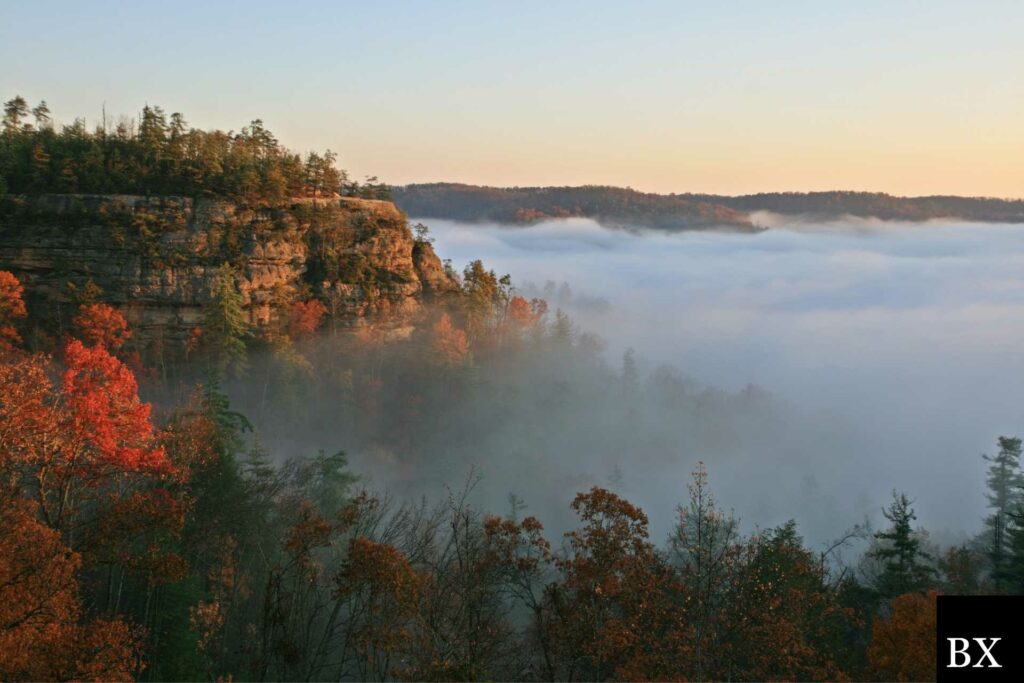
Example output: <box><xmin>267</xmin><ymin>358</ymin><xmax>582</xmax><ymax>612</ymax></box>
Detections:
<box><xmin>0</xmin><ymin>97</ymin><xmax>390</xmax><ymax>204</ymax></box>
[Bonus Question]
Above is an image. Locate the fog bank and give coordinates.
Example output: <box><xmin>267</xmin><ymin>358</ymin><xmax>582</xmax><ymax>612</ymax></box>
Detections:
<box><xmin>420</xmin><ymin>216</ymin><xmax>1024</xmax><ymax>542</ymax></box>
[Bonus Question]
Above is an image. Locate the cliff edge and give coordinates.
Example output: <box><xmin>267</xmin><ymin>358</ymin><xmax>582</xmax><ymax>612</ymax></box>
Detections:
<box><xmin>0</xmin><ymin>194</ymin><xmax>456</xmax><ymax>356</ymax></box>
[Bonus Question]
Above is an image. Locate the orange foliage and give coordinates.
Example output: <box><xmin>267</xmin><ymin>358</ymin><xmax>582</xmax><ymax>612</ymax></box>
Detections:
<box><xmin>0</xmin><ymin>274</ymin><xmax>169</xmax><ymax>680</ymax></box>
<box><xmin>484</xmin><ymin>514</ymin><xmax>552</xmax><ymax>578</ymax></box>
<box><xmin>0</xmin><ymin>498</ymin><xmax>143</xmax><ymax>680</ymax></box>
<box><xmin>1</xmin><ymin>341</ymin><xmax>178</xmax><ymax>548</ymax></box>
<box><xmin>158</xmin><ymin>404</ymin><xmax>220</xmax><ymax>481</ymax></box>
<box><xmin>498</xmin><ymin>295</ymin><xmax>546</xmax><ymax>348</ymax></box>
<box><xmin>719</xmin><ymin>530</ymin><xmax>854</xmax><ymax>681</ymax></box>
<box><xmin>86</xmin><ymin>488</ymin><xmax>188</xmax><ymax>584</ymax></box>
<box><xmin>868</xmin><ymin>590</ymin><xmax>937</xmax><ymax>682</ymax></box>
<box><xmin>506</xmin><ymin>295</ymin><xmax>543</xmax><ymax>328</ymax></box>
<box><xmin>336</xmin><ymin>538</ymin><xmax>422</xmax><ymax>607</ymax></box>
<box><xmin>551</xmin><ymin>487</ymin><xmax>683</xmax><ymax>681</ymax></box>
<box><xmin>0</xmin><ymin>270</ymin><xmax>27</xmax><ymax>348</ymax></box>
<box><xmin>190</xmin><ymin>600</ymin><xmax>225</xmax><ymax>653</ymax></box>
<box><xmin>186</xmin><ymin>326</ymin><xmax>203</xmax><ymax>355</ymax></box>
<box><xmin>0</xmin><ymin>352</ymin><xmax>57</xmax><ymax>476</ymax></box>
<box><xmin>61</xmin><ymin>339</ymin><xmax>170</xmax><ymax>475</ymax></box>
<box><xmin>287</xmin><ymin>299</ymin><xmax>327</xmax><ymax>339</ymax></box>
<box><xmin>430</xmin><ymin>313</ymin><xmax>469</xmax><ymax>367</ymax></box>
<box><xmin>335</xmin><ymin>537</ymin><xmax>423</xmax><ymax>679</ymax></box>
<box><xmin>284</xmin><ymin>501</ymin><xmax>334</xmax><ymax>574</ymax></box>
<box><xmin>72</xmin><ymin>303</ymin><xmax>132</xmax><ymax>350</ymax></box>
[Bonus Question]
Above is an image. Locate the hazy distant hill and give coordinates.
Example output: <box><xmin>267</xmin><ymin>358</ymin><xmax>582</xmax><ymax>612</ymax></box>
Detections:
<box><xmin>392</xmin><ymin>183</ymin><xmax>756</xmax><ymax>231</ymax></box>
<box><xmin>393</xmin><ymin>183</ymin><xmax>1024</xmax><ymax>229</ymax></box>
<box><xmin>697</xmin><ymin>191</ymin><xmax>1024</xmax><ymax>223</ymax></box>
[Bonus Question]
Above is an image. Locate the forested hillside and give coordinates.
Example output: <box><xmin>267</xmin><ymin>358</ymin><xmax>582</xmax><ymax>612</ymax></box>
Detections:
<box><xmin>392</xmin><ymin>183</ymin><xmax>755</xmax><ymax>231</ymax></box>
<box><xmin>3</xmin><ymin>98</ymin><xmax>1024</xmax><ymax>683</ymax></box>
<box><xmin>0</xmin><ymin>96</ymin><xmax>389</xmax><ymax>202</ymax></box>
<box><xmin>696</xmin><ymin>190</ymin><xmax>1024</xmax><ymax>222</ymax></box>
<box><xmin>5</xmin><ymin>255</ymin><xmax>1024</xmax><ymax>681</ymax></box>
<box><xmin>393</xmin><ymin>183</ymin><xmax>1024</xmax><ymax>228</ymax></box>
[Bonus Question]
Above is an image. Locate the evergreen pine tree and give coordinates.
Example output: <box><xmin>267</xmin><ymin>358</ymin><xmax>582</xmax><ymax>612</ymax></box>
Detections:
<box><xmin>1002</xmin><ymin>506</ymin><xmax>1024</xmax><ymax>594</ymax></box>
<box><xmin>203</xmin><ymin>264</ymin><xmax>249</xmax><ymax>378</ymax></box>
<box><xmin>871</xmin><ymin>491</ymin><xmax>935</xmax><ymax>599</ymax></box>
<box><xmin>983</xmin><ymin>436</ymin><xmax>1024</xmax><ymax>588</ymax></box>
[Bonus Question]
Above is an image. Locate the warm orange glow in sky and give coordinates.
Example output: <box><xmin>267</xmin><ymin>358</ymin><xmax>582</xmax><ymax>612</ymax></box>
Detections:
<box><xmin>4</xmin><ymin>1</ymin><xmax>1023</xmax><ymax>196</ymax></box>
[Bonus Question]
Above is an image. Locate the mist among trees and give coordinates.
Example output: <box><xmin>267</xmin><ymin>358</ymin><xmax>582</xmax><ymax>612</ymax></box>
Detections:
<box><xmin>3</xmin><ymin>97</ymin><xmax>1024</xmax><ymax>682</ymax></box>
<box><xmin>3</xmin><ymin>250</ymin><xmax>1024</xmax><ymax>680</ymax></box>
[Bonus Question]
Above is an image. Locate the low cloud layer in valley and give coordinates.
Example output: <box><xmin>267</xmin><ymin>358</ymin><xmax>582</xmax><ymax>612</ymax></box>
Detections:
<box><xmin>417</xmin><ymin>216</ymin><xmax>1024</xmax><ymax>545</ymax></box>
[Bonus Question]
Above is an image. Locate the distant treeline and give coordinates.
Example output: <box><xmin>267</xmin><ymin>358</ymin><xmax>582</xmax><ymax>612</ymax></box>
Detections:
<box><xmin>393</xmin><ymin>183</ymin><xmax>1024</xmax><ymax>229</ymax></box>
<box><xmin>697</xmin><ymin>191</ymin><xmax>1024</xmax><ymax>223</ymax></box>
<box><xmin>0</xmin><ymin>96</ymin><xmax>390</xmax><ymax>204</ymax></box>
<box><xmin>392</xmin><ymin>183</ymin><xmax>755</xmax><ymax>231</ymax></box>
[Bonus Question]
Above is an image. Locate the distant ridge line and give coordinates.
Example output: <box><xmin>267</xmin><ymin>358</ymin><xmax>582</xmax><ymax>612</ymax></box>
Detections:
<box><xmin>392</xmin><ymin>183</ymin><xmax>1024</xmax><ymax>231</ymax></box>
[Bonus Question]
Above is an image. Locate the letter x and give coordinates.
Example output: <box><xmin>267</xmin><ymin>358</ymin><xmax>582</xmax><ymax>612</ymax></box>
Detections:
<box><xmin>972</xmin><ymin>638</ymin><xmax>1001</xmax><ymax>668</ymax></box>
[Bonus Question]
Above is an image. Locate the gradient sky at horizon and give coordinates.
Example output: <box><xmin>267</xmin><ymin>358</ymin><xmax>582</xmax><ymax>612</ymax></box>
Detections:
<box><xmin>3</xmin><ymin>0</ymin><xmax>1022</xmax><ymax>196</ymax></box>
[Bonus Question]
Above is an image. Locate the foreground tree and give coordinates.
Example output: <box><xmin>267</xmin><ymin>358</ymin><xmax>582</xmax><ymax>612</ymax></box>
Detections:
<box><xmin>0</xmin><ymin>498</ymin><xmax>143</xmax><ymax>680</ymax></box>
<box><xmin>334</xmin><ymin>538</ymin><xmax>423</xmax><ymax>680</ymax></box>
<box><xmin>870</xmin><ymin>492</ymin><xmax>935</xmax><ymax>600</ymax></box>
<box><xmin>721</xmin><ymin>522</ymin><xmax>855</xmax><ymax>680</ymax></box>
<box><xmin>72</xmin><ymin>302</ymin><xmax>132</xmax><ymax>351</ymax></box>
<box><xmin>547</xmin><ymin>487</ymin><xmax>679</xmax><ymax>681</ymax></box>
<box><xmin>867</xmin><ymin>591</ymin><xmax>937</xmax><ymax>682</ymax></box>
<box><xmin>984</xmin><ymin>436</ymin><xmax>1024</xmax><ymax>588</ymax></box>
<box><xmin>669</xmin><ymin>462</ymin><xmax>740</xmax><ymax>680</ymax></box>
<box><xmin>0</xmin><ymin>278</ymin><xmax>183</xmax><ymax>680</ymax></box>
<box><xmin>0</xmin><ymin>270</ymin><xmax>27</xmax><ymax>348</ymax></box>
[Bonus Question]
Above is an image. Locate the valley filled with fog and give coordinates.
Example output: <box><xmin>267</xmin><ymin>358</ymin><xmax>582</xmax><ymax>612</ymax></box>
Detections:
<box><xmin>419</xmin><ymin>216</ymin><xmax>1024</xmax><ymax>545</ymax></box>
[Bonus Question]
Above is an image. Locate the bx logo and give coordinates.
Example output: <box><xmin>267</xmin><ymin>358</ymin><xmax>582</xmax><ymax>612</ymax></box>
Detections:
<box><xmin>945</xmin><ymin>637</ymin><xmax>1001</xmax><ymax>668</ymax></box>
<box><xmin>937</xmin><ymin>596</ymin><xmax>1023</xmax><ymax>682</ymax></box>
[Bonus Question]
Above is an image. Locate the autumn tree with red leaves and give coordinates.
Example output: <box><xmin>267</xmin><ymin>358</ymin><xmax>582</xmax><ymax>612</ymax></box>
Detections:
<box><xmin>506</xmin><ymin>295</ymin><xmax>542</xmax><ymax>328</ymax></box>
<box><xmin>334</xmin><ymin>537</ymin><xmax>424</xmax><ymax>680</ymax></box>
<box><xmin>61</xmin><ymin>339</ymin><xmax>169</xmax><ymax>476</ymax></box>
<box><xmin>546</xmin><ymin>487</ymin><xmax>682</xmax><ymax>681</ymax></box>
<box><xmin>430</xmin><ymin>313</ymin><xmax>469</xmax><ymax>368</ymax></box>
<box><xmin>868</xmin><ymin>590</ymin><xmax>937</xmax><ymax>682</ymax></box>
<box><xmin>0</xmin><ymin>498</ymin><xmax>143</xmax><ymax>680</ymax></box>
<box><xmin>0</xmin><ymin>339</ymin><xmax>174</xmax><ymax>534</ymax></box>
<box><xmin>0</xmin><ymin>275</ymin><xmax>184</xmax><ymax>680</ymax></box>
<box><xmin>72</xmin><ymin>302</ymin><xmax>132</xmax><ymax>350</ymax></box>
<box><xmin>287</xmin><ymin>298</ymin><xmax>328</xmax><ymax>339</ymax></box>
<box><xmin>0</xmin><ymin>270</ymin><xmax>27</xmax><ymax>348</ymax></box>
<box><xmin>718</xmin><ymin>522</ymin><xmax>856</xmax><ymax>681</ymax></box>
<box><xmin>498</xmin><ymin>295</ymin><xmax>547</xmax><ymax>348</ymax></box>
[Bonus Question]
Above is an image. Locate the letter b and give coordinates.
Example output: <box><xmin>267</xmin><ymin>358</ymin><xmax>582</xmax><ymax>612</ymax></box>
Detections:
<box><xmin>948</xmin><ymin>638</ymin><xmax>971</xmax><ymax>668</ymax></box>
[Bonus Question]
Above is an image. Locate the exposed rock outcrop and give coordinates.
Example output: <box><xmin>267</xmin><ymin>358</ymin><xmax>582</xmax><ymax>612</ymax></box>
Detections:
<box><xmin>0</xmin><ymin>194</ymin><xmax>456</xmax><ymax>355</ymax></box>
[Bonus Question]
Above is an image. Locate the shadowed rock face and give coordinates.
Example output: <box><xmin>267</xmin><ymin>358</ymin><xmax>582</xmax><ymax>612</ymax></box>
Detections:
<box><xmin>0</xmin><ymin>194</ymin><xmax>456</xmax><ymax>355</ymax></box>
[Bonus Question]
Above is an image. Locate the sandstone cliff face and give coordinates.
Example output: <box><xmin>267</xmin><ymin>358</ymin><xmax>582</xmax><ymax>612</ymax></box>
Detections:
<box><xmin>0</xmin><ymin>194</ymin><xmax>456</xmax><ymax>354</ymax></box>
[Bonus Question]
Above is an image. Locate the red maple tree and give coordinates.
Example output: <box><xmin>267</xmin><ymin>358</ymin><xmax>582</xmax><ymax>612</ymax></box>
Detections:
<box><xmin>72</xmin><ymin>302</ymin><xmax>132</xmax><ymax>351</ymax></box>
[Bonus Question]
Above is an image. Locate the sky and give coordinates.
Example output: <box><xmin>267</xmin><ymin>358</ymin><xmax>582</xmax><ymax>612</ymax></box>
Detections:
<box><xmin>2</xmin><ymin>0</ymin><xmax>1023</xmax><ymax>196</ymax></box>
